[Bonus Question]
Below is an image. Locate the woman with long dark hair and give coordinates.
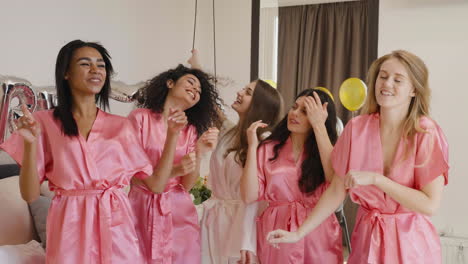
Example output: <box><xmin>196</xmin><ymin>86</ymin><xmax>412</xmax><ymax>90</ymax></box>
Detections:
<box><xmin>127</xmin><ymin>58</ymin><xmax>223</xmax><ymax>264</ymax></box>
<box><xmin>240</xmin><ymin>88</ymin><xmax>343</xmax><ymax>263</ymax></box>
<box><xmin>200</xmin><ymin>79</ymin><xmax>283</xmax><ymax>264</ymax></box>
<box><xmin>0</xmin><ymin>39</ymin><xmax>162</xmax><ymax>263</ymax></box>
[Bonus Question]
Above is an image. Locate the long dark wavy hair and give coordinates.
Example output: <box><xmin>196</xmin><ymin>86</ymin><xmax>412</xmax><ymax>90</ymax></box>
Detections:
<box><xmin>225</xmin><ymin>79</ymin><xmax>283</xmax><ymax>166</ymax></box>
<box><xmin>261</xmin><ymin>88</ymin><xmax>338</xmax><ymax>195</ymax></box>
<box><xmin>53</xmin><ymin>39</ymin><xmax>114</xmax><ymax>136</ymax></box>
<box><xmin>135</xmin><ymin>64</ymin><xmax>223</xmax><ymax>136</ymax></box>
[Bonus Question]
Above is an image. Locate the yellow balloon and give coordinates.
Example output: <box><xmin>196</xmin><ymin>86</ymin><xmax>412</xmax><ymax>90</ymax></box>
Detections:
<box><xmin>339</xmin><ymin>78</ymin><xmax>367</xmax><ymax>111</ymax></box>
<box><xmin>313</xmin><ymin>87</ymin><xmax>334</xmax><ymax>102</ymax></box>
<box><xmin>264</xmin><ymin>79</ymin><xmax>277</xmax><ymax>89</ymax></box>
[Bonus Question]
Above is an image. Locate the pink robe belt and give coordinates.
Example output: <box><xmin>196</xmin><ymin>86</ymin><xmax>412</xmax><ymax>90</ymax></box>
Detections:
<box><xmin>132</xmin><ymin>183</ymin><xmax>186</xmax><ymax>263</ymax></box>
<box><xmin>360</xmin><ymin>207</ymin><xmax>414</xmax><ymax>263</ymax></box>
<box><xmin>267</xmin><ymin>200</ymin><xmax>315</xmax><ymax>231</ymax></box>
<box><xmin>203</xmin><ymin>198</ymin><xmax>243</xmax><ymax>210</ymax></box>
<box><xmin>54</xmin><ymin>183</ymin><xmax>125</xmax><ymax>264</ymax></box>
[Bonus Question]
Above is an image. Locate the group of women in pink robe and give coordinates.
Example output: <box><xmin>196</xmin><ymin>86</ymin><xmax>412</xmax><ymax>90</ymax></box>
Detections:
<box><xmin>1</xmin><ymin>38</ymin><xmax>449</xmax><ymax>264</ymax></box>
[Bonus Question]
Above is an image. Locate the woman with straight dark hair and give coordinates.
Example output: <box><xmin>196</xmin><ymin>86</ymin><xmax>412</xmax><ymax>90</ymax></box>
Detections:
<box><xmin>241</xmin><ymin>88</ymin><xmax>343</xmax><ymax>263</ymax></box>
<box><xmin>127</xmin><ymin>53</ymin><xmax>223</xmax><ymax>263</ymax></box>
<box><xmin>200</xmin><ymin>79</ymin><xmax>283</xmax><ymax>264</ymax></box>
<box><xmin>0</xmin><ymin>39</ymin><xmax>165</xmax><ymax>263</ymax></box>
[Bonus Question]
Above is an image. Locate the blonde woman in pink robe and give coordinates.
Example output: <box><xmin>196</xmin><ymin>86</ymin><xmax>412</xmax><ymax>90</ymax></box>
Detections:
<box><xmin>127</xmin><ymin>59</ymin><xmax>222</xmax><ymax>264</ymax></box>
<box><xmin>200</xmin><ymin>79</ymin><xmax>283</xmax><ymax>264</ymax></box>
<box><xmin>0</xmin><ymin>40</ymin><xmax>169</xmax><ymax>263</ymax></box>
<box><xmin>268</xmin><ymin>50</ymin><xmax>449</xmax><ymax>264</ymax></box>
<box><xmin>241</xmin><ymin>88</ymin><xmax>343</xmax><ymax>263</ymax></box>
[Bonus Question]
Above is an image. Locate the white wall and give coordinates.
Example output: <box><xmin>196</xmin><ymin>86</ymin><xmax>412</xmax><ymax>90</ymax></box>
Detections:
<box><xmin>379</xmin><ymin>0</ymin><xmax>468</xmax><ymax>238</ymax></box>
<box><xmin>195</xmin><ymin>0</ymin><xmax>252</xmax><ymax>122</ymax></box>
<box><xmin>0</xmin><ymin>0</ymin><xmax>251</xmax><ymax>119</ymax></box>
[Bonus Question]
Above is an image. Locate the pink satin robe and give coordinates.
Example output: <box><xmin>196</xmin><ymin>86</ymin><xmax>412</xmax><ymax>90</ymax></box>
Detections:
<box><xmin>127</xmin><ymin>108</ymin><xmax>200</xmax><ymax>264</ymax></box>
<box><xmin>0</xmin><ymin>109</ymin><xmax>153</xmax><ymax>264</ymax></box>
<box><xmin>332</xmin><ymin>113</ymin><xmax>449</xmax><ymax>264</ymax></box>
<box><xmin>256</xmin><ymin>138</ymin><xmax>343</xmax><ymax>264</ymax></box>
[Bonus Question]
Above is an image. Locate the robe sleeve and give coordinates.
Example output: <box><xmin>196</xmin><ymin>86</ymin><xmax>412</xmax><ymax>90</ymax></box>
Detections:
<box><xmin>414</xmin><ymin>119</ymin><xmax>449</xmax><ymax>189</ymax></box>
<box><xmin>331</xmin><ymin>118</ymin><xmax>353</xmax><ymax>179</ymax></box>
<box><xmin>126</xmin><ymin>110</ymin><xmax>153</xmax><ymax>179</ymax></box>
<box><xmin>240</xmin><ymin>201</ymin><xmax>259</xmax><ymax>253</ymax></box>
<box><xmin>0</xmin><ymin>112</ymin><xmax>52</xmax><ymax>183</ymax></box>
<box><xmin>257</xmin><ymin>144</ymin><xmax>268</xmax><ymax>201</ymax></box>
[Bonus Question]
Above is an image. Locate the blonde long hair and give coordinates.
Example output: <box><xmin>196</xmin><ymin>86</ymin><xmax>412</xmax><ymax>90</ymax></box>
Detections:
<box><xmin>361</xmin><ymin>50</ymin><xmax>431</xmax><ymax>161</ymax></box>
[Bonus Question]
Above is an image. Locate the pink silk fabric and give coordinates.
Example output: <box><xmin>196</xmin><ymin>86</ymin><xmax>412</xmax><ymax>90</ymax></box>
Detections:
<box><xmin>256</xmin><ymin>138</ymin><xmax>343</xmax><ymax>264</ymax></box>
<box><xmin>0</xmin><ymin>109</ymin><xmax>153</xmax><ymax>264</ymax></box>
<box><xmin>127</xmin><ymin>108</ymin><xmax>200</xmax><ymax>264</ymax></box>
<box><xmin>332</xmin><ymin>113</ymin><xmax>449</xmax><ymax>264</ymax></box>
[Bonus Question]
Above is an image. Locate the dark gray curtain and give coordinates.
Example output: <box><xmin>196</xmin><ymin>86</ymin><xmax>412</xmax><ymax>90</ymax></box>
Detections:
<box><xmin>277</xmin><ymin>0</ymin><xmax>378</xmax><ymax>123</ymax></box>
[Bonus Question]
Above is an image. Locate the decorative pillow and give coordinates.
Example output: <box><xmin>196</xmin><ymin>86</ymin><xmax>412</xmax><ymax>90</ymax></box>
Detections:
<box><xmin>28</xmin><ymin>196</ymin><xmax>51</xmax><ymax>248</ymax></box>
<box><xmin>0</xmin><ymin>240</ymin><xmax>45</xmax><ymax>264</ymax></box>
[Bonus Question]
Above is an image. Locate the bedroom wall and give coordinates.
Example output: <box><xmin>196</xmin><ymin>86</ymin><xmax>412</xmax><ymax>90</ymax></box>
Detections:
<box><xmin>379</xmin><ymin>0</ymin><xmax>468</xmax><ymax>238</ymax></box>
<box><xmin>0</xmin><ymin>0</ymin><xmax>251</xmax><ymax>120</ymax></box>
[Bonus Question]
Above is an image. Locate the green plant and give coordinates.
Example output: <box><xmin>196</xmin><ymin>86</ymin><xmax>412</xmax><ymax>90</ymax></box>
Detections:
<box><xmin>189</xmin><ymin>177</ymin><xmax>212</xmax><ymax>205</ymax></box>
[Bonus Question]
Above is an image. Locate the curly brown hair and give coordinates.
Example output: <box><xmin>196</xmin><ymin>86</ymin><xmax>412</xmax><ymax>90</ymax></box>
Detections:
<box><xmin>135</xmin><ymin>64</ymin><xmax>224</xmax><ymax>136</ymax></box>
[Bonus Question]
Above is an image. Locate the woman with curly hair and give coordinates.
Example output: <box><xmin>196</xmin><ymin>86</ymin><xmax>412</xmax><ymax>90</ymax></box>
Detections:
<box><xmin>127</xmin><ymin>53</ymin><xmax>223</xmax><ymax>264</ymax></box>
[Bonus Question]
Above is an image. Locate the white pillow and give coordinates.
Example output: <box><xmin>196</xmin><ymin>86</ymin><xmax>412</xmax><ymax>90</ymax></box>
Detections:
<box><xmin>0</xmin><ymin>240</ymin><xmax>45</xmax><ymax>264</ymax></box>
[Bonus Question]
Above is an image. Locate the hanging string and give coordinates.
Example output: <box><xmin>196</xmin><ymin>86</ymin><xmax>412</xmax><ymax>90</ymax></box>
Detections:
<box><xmin>212</xmin><ymin>0</ymin><xmax>217</xmax><ymax>89</ymax></box>
<box><xmin>192</xmin><ymin>0</ymin><xmax>198</xmax><ymax>50</ymax></box>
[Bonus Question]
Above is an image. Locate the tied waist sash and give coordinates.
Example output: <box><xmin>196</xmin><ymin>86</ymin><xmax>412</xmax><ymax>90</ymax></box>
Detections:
<box><xmin>360</xmin><ymin>207</ymin><xmax>414</xmax><ymax>263</ymax></box>
<box><xmin>54</xmin><ymin>183</ymin><xmax>125</xmax><ymax>264</ymax></box>
<box><xmin>266</xmin><ymin>200</ymin><xmax>316</xmax><ymax>231</ymax></box>
<box><xmin>132</xmin><ymin>183</ymin><xmax>188</xmax><ymax>263</ymax></box>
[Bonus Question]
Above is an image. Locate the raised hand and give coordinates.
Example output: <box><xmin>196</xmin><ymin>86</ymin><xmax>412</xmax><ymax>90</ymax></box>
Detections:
<box><xmin>187</xmin><ymin>49</ymin><xmax>202</xmax><ymax>70</ymax></box>
<box><xmin>17</xmin><ymin>104</ymin><xmax>40</xmax><ymax>144</ymax></box>
<box><xmin>246</xmin><ymin>120</ymin><xmax>268</xmax><ymax>148</ymax></box>
<box><xmin>172</xmin><ymin>152</ymin><xmax>197</xmax><ymax>177</ymax></box>
<box><xmin>167</xmin><ymin>108</ymin><xmax>188</xmax><ymax>134</ymax></box>
<box><xmin>304</xmin><ymin>92</ymin><xmax>328</xmax><ymax>129</ymax></box>
<box><xmin>196</xmin><ymin>127</ymin><xmax>219</xmax><ymax>155</ymax></box>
